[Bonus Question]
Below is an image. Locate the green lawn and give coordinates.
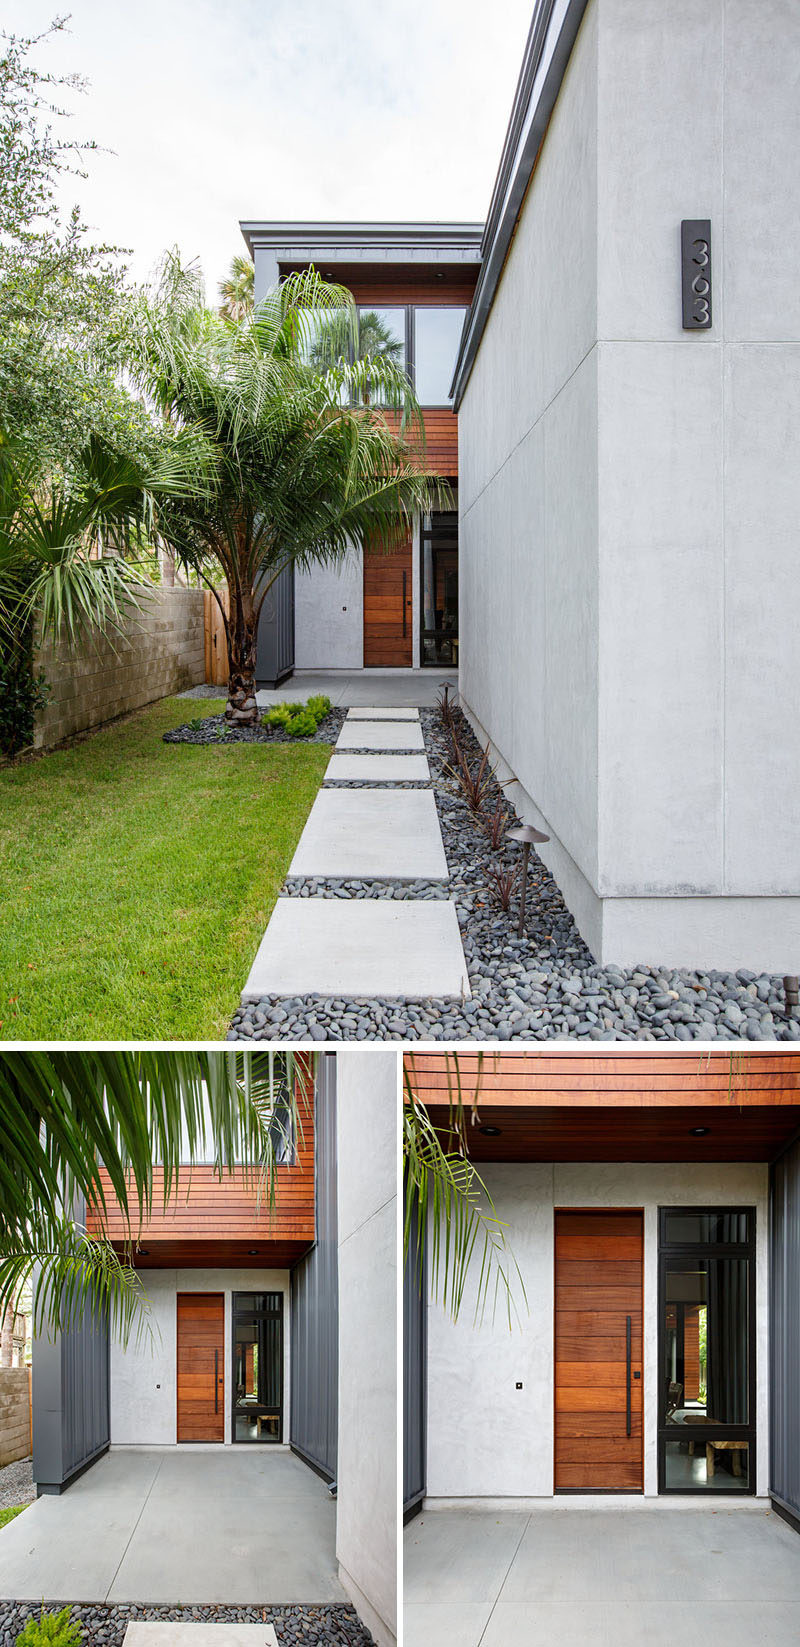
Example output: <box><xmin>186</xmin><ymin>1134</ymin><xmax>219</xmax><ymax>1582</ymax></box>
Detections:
<box><xmin>0</xmin><ymin>1505</ymin><xmax>26</xmax><ymax>1530</ymax></box>
<box><xmin>0</xmin><ymin>697</ymin><xmax>331</xmax><ymax>1040</ymax></box>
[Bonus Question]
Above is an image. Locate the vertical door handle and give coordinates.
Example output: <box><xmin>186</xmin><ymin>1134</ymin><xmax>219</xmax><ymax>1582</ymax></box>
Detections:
<box><xmin>215</xmin><ymin>1348</ymin><xmax>219</xmax><ymax>1413</ymax></box>
<box><xmin>402</xmin><ymin>570</ymin><xmax>407</xmax><ymax>636</ymax></box>
<box><xmin>625</xmin><ymin>1316</ymin><xmax>632</xmax><ymax>1438</ymax></box>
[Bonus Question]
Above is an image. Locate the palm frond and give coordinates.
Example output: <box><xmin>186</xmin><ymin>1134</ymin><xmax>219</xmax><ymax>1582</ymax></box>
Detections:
<box><xmin>0</xmin><ymin>1219</ymin><xmax>153</xmax><ymax>1348</ymax></box>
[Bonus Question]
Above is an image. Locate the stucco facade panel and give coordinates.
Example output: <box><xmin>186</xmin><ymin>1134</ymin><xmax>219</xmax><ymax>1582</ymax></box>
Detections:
<box><xmin>426</xmin><ymin>1161</ymin><xmax>768</xmax><ymax>1501</ymax></box>
<box><xmin>295</xmin><ymin>554</ymin><xmax>364</xmax><ymax>670</ymax></box>
<box><xmin>723</xmin><ymin>345</ymin><xmax>800</xmax><ymax>893</ymax></box>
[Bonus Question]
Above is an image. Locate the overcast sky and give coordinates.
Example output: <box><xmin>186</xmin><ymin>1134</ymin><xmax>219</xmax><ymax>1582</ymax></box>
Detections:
<box><xmin>5</xmin><ymin>0</ymin><xmax>534</xmax><ymax>300</ymax></box>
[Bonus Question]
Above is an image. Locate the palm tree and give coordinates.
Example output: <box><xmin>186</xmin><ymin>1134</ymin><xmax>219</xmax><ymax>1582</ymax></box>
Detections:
<box><xmin>127</xmin><ymin>259</ymin><xmax>447</xmax><ymax>725</ymax></box>
<box><xmin>403</xmin><ymin>1052</ymin><xmax>526</xmax><ymax>1327</ymax></box>
<box><xmin>0</xmin><ymin>1049</ymin><xmax>308</xmax><ymax>1343</ymax></box>
<box><xmin>218</xmin><ymin>254</ymin><xmax>254</xmax><ymax>323</ymax></box>
<box><xmin>0</xmin><ymin>427</ymin><xmax>207</xmax><ymax>756</ymax></box>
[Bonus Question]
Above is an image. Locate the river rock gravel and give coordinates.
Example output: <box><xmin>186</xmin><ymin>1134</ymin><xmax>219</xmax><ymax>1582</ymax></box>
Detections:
<box><xmin>227</xmin><ymin>701</ymin><xmax>800</xmax><ymax>1042</ymax></box>
<box><xmin>0</xmin><ymin>1603</ymin><xmax>372</xmax><ymax>1646</ymax></box>
<box><xmin>0</xmin><ymin>1457</ymin><xmax>33</xmax><ymax>1510</ymax></box>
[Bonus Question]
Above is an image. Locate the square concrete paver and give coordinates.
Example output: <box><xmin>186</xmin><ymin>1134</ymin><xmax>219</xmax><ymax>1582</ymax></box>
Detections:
<box><xmin>324</xmin><ymin>752</ymin><xmax>430</xmax><ymax>783</ymax></box>
<box><xmin>242</xmin><ymin>898</ymin><xmax>470</xmax><ymax>1000</ymax></box>
<box><xmin>289</xmin><ymin>789</ymin><xmax>447</xmax><ymax>880</ymax></box>
<box><xmin>336</xmin><ymin>720</ymin><xmax>425</xmax><ymax>751</ymax></box>
<box><xmin>346</xmin><ymin>706</ymin><xmax>420</xmax><ymax>720</ymax></box>
<box><xmin>125</xmin><ymin>1630</ymin><xmax>278</xmax><ymax>1646</ymax></box>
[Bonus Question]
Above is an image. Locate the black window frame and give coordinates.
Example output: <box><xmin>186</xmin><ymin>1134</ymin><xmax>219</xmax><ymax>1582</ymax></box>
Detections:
<box><xmin>419</xmin><ymin>505</ymin><xmax>459</xmax><ymax>667</ymax></box>
<box><xmin>657</xmin><ymin>1205</ymin><xmax>757</xmax><ymax>1496</ymax></box>
<box><xmin>231</xmin><ymin>1289</ymin><xmax>284</xmax><ymax>1446</ymax></box>
<box><xmin>355</xmin><ymin>303</ymin><xmax>467</xmax><ymax>409</ymax></box>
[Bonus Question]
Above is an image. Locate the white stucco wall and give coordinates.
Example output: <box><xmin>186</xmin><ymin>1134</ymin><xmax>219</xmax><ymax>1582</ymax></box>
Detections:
<box><xmin>426</xmin><ymin>1161</ymin><xmax>768</xmax><ymax>1501</ymax></box>
<box><xmin>335</xmin><ymin>1051</ymin><xmax>397</xmax><ymax>1647</ymax></box>
<box><xmin>110</xmin><ymin>1268</ymin><xmax>290</xmax><ymax>1448</ymax></box>
<box><xmin>458</xmin><ymin>0</ymin><xmax>800</xmax><ymax>969</ymax></box>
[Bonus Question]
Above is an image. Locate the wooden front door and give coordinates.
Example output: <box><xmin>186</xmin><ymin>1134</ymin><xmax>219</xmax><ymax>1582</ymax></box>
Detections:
<box><xmin>363</xmin><ymin>535</ymin><xmax>412</xmax><ymax>666</ymax></box>
<box><xmin>554</xmin><ymin>1211</ymin><xmax>643</xmax><ymax>1491</ymax></box>
<box><xmin>177</xmin><ymin>1292</ymin><xmax>225</xmax><ymax>1443</ymax></box>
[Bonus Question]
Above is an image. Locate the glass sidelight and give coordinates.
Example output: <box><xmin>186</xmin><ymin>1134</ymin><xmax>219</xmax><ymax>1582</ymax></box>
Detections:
<box><xmin>232</xmin><ymin>1291</ymin><xmax>283</xmax><ymax>1443</ymax></box>
<box><xmin>658</xmin><ymin>1209</ymin><xmax>755</xmax><ymax>1492</ymax></box>
<box><xmin>420</xmin><ymin>509</ymin><xmax>458</xmax><ymax>666</ymax></box>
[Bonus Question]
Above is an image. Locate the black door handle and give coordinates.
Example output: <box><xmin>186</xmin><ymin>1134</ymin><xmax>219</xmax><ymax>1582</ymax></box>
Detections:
<box><xmin>402</xmin><ymin>570</ymin><xmax>407</xmax><ymax>636</ymax></box>
<box><xmin>215</xmin><ymin>1348</ymin><xmax>219</xmax><ymax>1413</ymax></box>
<box><xmin>626</xmin><ymin>1315</ymin><xmax>632</xmax><ymax>1438</ymax></box>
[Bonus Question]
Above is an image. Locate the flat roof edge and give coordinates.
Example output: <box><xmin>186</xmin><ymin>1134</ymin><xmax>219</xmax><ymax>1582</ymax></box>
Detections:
<box><xmin>450</xmin><ymin>0</ymin><xmax>589</xmax><ymax>407</ymax></box>
<box><xmin>240</xmin><ymin>220</ymin><xmax>483</xmax><ymax>259</ymax></box>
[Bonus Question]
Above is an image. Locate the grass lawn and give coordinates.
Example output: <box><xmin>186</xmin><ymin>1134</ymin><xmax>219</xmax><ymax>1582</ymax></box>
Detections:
<box><xmin>0</xmin><ymin>697</ymin><xmax>331</xmax><ymax>1040</ymax></box>
<box><xmin>0</xmin><ymin>1506</ymin><xmax>26</xmax><ymax>1530</ymax></box>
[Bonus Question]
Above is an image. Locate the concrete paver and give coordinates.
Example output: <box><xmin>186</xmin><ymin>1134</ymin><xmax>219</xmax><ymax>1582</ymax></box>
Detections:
<box><xmin>124</xmin><ymin>1629</ymin><xmax>278</xmax><ymax>1646</ymax></box>
<box><xmin>346</xmin><ymin>707</ymin><xmax>420</xmax><ymax>720</ymax></box>
<box><xmin>323</xmin><ymin>752</ymin><xmax>430</xmax><ymax>783</ymax></box>
<box><xmin>289</xmin><ymin>789</ymin><xmax>447</xmax><ymax>880</ymax></box>
<box><xmin>336</xmin><ymin>720</ymin><xmax>425</xmax><ymax>751</ymax></box>
<box><xmin>242</xmin><ymin>899</ymin><xmax>470</xmax><ymax>1001</ymax></box>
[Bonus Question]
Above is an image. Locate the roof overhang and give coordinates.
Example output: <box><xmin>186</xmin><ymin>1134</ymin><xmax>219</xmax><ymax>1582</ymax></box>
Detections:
<box><xmin>450</xmin><ymin>0</ymin><xmax>590</xmax><ymax>406</ymax></box>
<box><xmin>408</xmin><ymin>1052</ymin><xmax>800</xmax><ymax>1164</ymax></box>
<box><xmin>109</xmin><ymin>1238</ymin><xmax>314</xmax><ymax>1270</ymax></box>
<box><xmin>240</xmin><ymin>220</ymin><xmax>483</xmax><ymax>269</ymax></box>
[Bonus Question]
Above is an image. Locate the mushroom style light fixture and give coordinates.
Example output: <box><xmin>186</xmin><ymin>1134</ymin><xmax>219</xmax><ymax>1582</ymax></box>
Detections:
<box><xmin>507</xmin><ymin>825</ymin><xmax>550</xmax><ymax>936</ymax></box>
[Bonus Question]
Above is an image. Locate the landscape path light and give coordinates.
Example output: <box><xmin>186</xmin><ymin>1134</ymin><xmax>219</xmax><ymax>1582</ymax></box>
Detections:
<box><xmin>507</xmin><ymin>824</ymin><xmax>550</xmax><ymax>938</ymax></box>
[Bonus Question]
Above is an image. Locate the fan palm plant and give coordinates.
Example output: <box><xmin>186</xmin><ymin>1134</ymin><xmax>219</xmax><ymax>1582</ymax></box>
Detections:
<box><xmin>0</xmin><ymin>1049</ymin><xmax>308</xmax><ymax>1344</ymax></box>
<box><xmin>218</xmin><ymin>253</ymin><xmax>254</xmax><ymax>323</ymax></box>
<box><xmin>127</xmin><ymin>259</ymin><xmax>447</xmax><ymax>724</ymax></box>
<box><xmin>0</xmin><ymin>427</ymin><xmax>208</xmax><ymax>756</ymax></box>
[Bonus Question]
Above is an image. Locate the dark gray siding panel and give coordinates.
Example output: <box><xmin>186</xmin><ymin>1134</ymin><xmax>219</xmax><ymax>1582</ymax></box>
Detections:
<box><xmin>290</xmin><ymin>1053</ymin><xmax>338</xmax><ymax>1480</ymax></box>
<box><xmin>403</xmin><ymin>1190</ymin><xmax>426</xmax><ymax>1517</ymax></box>
<box><xmin>32</xmin><ymin>1289</ymin><xmax>109</xmax><ymax>1496</ymax></box>
<box><xmin>770</xmin><ymin>1137</ymin><xmax>800</xmax><ymax>1522</ymax></box>
<box><xmin>256</xmin><ymin>564</ymin><xmax>295</xmax><ymax>686</ymax></box>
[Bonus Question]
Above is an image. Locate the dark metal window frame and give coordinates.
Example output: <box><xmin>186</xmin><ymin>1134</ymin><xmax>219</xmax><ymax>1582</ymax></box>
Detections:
<box><xmin>356</xmin><ymin>303</ymin><xmax>466</xmax><ymax>409</ymax></box>
<box><xmin>419</xmin><ymin>506</ymin><xmax>459</xmax><ymax>668</ymax></box>
<box><xmin>231</xmin><ymin>1290</ymin><xmax>284</xmax><ymax>1446</ymax></box>
<box><xmin>657</xmin><ymin>1206</ymin><xmax>757</xmax><ymax>1496</ymax></box>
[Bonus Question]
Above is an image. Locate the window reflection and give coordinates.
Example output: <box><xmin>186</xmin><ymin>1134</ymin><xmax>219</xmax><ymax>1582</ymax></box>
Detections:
<box><xmin>233</xmin><ymin>1291</ymin><xmax>282</xmax><ymax>1443</ymax></box>
<box><xmin>413</xmin><ymin>307</ymin><xmax>466</xmax><ymax>405</ymax></box>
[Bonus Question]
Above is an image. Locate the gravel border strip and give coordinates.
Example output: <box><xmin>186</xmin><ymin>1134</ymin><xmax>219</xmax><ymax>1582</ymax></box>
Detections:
<box><xmin>0</xmin><ymin>1602</ymin><xmax>373</xmax><ymax>1647</ymax></box>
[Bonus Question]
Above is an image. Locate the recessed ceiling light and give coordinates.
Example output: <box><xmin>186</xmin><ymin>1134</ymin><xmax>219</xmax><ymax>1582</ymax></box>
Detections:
<box><xmin>248</xmin><ymin>1248</ymin><xmax>258</xmax><ymax>1255</ymax></box>
<box><xmin>138</xmin><ymin>1248</ymin><xmax>149</xmax><ymax>1257</ymax></box>
<box><xmin>690</xmin><ymin>1126</ymin><xmax>710</xmax><ymax>1137</ymax></box>
<box><xmin>479</xmin><ymin>1125</ymin><xmax>502</xmax><ymax>1137</ymax></box>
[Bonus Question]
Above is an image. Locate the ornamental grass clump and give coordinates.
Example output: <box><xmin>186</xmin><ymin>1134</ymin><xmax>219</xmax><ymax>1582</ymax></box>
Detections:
<box><xmin>263</xmin><ymin>693</ymin><xmax>332</xmax><ymax>738</ymax></box>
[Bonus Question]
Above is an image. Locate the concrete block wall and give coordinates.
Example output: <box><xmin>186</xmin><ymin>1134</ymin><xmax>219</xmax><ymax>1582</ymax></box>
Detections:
<box><xmin>34</xmin><ymin>586</ymin><xmax>205</xmax><ymax>750</ymax></box>
<box><xmin>0</xmin><ymin>1368</ymin><xmax>31</xmax><ymax>1467</ymax></box>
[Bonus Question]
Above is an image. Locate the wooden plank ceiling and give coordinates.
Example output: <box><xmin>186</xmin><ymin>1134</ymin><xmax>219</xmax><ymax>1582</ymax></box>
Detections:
<box><xmin>405</xmin><ymin>1051</ymin><xmax>800</xmax><ymax>1162</ymax></box>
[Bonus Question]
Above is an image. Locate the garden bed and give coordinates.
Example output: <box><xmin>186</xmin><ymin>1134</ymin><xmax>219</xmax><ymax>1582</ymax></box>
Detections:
<box><xmin>229</xmin><ymin>701</ymin><xmax>800</xmax><ymax>1042</ymax></box>
<box><xmin>0</xmin><ymin>1603</ymin><xmax>372</xmax><ymax>1647</ymax></box>
<box><xmin>163</xmin><ymin>709</ymin><xmax>346</xmax><ymax>746</ymax></box>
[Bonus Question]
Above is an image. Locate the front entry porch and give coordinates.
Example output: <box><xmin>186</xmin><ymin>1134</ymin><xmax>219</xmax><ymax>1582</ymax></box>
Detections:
<box><xmin>405</xmin><ymin>1502</ymin><xmax>800</xmax><ymax>1647</ymax></box>
<box><xmin>0</xmin><ymin>1448</ymin><xmax>343</xmax><ymax>1605</ymax></box>
<box><xmin>254</xmin><ymin>667</ymin><xmax>456</xmax><ymax>709</ymax></box>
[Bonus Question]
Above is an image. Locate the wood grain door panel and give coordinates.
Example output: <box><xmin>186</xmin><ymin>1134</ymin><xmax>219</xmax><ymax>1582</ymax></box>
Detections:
<box><xmin>363</xmin><ymin>536</ymin><xmax>412</xmax><ymax>666</ymax></box>
<box><xmin>177</xmin><ymin>1292</ymin><xmax>224</xmax><ymax>1443</ymax></box>
<box><xmin>554</xmin><ymin>1211</ymin><xmax>643</xmax><ymax>1491</ymax></box>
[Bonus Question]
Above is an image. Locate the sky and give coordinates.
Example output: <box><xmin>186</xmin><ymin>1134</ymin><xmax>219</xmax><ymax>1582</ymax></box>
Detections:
<box><xmin>5</xmin><ymin>0</ymin><xmax>534</xmax><ymax>301</ymax></box>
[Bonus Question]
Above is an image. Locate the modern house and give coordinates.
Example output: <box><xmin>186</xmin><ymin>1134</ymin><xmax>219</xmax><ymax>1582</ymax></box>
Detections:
<box><xmin>239</xmin><ymin>220</ymin><xmax>481</xmax><ymax>684</ymax></box>
<box><xmin>404</xmin><ymin>1050</ymin><xmax>800</xmax><ymax>1520</ymax></box>
<box><xmin>30</xmin><ymin>1050</ymin><xmax>397</xmax><ymax>1647</ymax></box>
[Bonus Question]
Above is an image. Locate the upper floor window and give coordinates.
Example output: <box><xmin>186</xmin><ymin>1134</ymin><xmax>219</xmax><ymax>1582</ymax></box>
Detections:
<box><xmin>413</xmin><ymin>306</ymin><xmax>467</xmax><ymax>406</ymax></box>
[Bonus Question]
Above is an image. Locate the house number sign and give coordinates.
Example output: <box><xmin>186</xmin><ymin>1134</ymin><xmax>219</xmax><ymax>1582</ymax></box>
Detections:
<box><xmin>681</xmin><ymin>220</ymin><xmax>712</xmax><ymax>329</ymax></box>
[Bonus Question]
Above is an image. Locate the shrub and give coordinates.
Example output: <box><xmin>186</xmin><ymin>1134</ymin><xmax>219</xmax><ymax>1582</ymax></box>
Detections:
<box><xmin>263</xmin><ymin>694</ymin><xmax>331</xmax><ymax>738</ymax></box>
<box><xmin>487</xmin><ymin>864</ymin><xmax>519</xmax><ymax>913</ymax></box>
<box><xmin>15</xmin><ymin>1607</ymin><xmax>84</xmax><ymax>1646</ymax></box>
<box><xmin>0</xmin><ymin>641</ymin><xmax>50</xmax><ymax>760</ymax></box>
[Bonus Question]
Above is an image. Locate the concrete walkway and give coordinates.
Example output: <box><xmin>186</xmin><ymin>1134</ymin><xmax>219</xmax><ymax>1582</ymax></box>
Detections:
<box><xmin>404</xmin><ymin>1504</ymin><xmax>800</xmax><ymax>1646</ymax></box>
<box><xmin>0</xmin><ymin>1448</ymin><xmax>343</xmax><ymax>1606</ymax></box>
<box><xmin>242</xmin><ymin>704</ymin><xmax>470</xmax><ymax>1005</ymax></box>
<box><xmin>255</xmin><ymin>668</ymin><xmax>457</xmax><ymax>709</ymax></box>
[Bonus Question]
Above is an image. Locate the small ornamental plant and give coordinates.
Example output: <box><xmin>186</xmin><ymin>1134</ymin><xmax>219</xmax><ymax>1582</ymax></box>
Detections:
<box><xmin>15</xmin><ymin>1607</ymin><xmax>84</xmax><ymax>1646</ymax></box>
<box><xmin>263</xmin><ymin>694</ymin><xmax>331</xmax><ymax>738</ymax></box>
